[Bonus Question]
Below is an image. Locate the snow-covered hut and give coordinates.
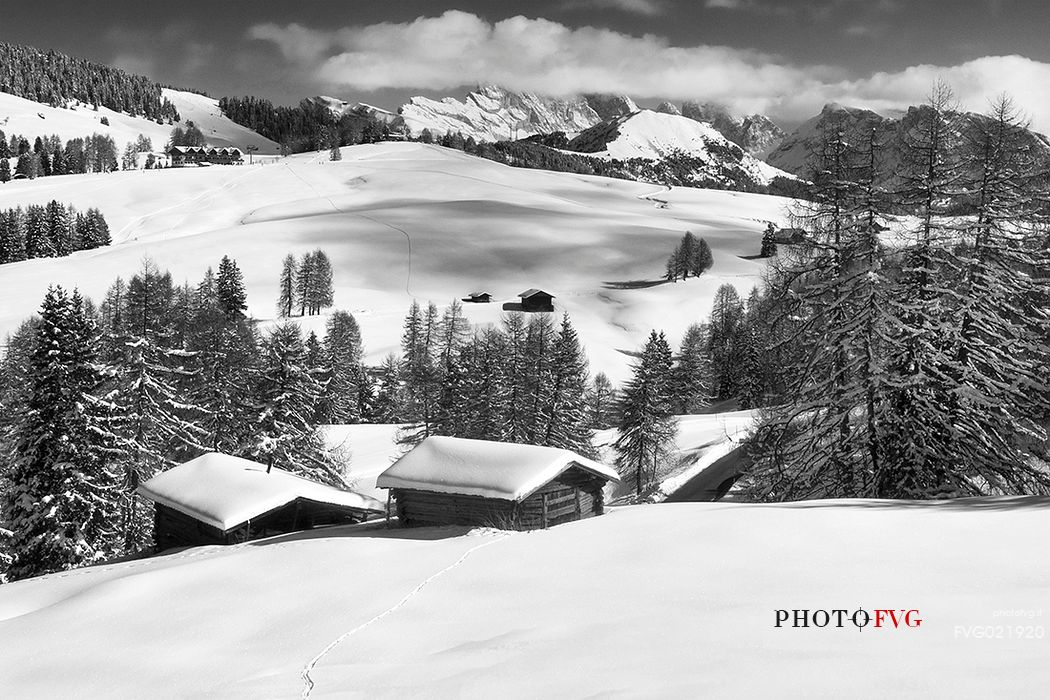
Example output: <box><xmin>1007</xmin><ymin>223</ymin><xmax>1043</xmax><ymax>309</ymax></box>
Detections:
<box><xmin>377</xmin><ymin>437</ymin><xmax>620</xmax><ymax>530</ymax></box>
<box><xmin>518</xmin><ymin>288</ymin><xmax>555</xmax><ymax>312</ymax></box>
<box><xmin>136</xmin><ymin>453</ymin><xmax>385</xmax><ymax>551</ymax></box>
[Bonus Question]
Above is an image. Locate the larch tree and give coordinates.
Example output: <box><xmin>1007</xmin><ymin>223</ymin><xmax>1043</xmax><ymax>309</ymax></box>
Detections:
<box><xmin>614</xmin><ymin>331</ymin><xmax>678</xmax><ymax>496</ymax></box>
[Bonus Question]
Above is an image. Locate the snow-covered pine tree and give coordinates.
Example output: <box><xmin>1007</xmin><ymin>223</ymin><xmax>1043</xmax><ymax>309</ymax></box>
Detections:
<box><xmin>77</xmin><ymin>208</ymin><xmax>111</xmax><ymax>250</ymax></box>
<box><xmin>371</xmin><ymin>353</ymin><xmax>405</xmax><ymax>423</ymax></box>
<box><xmin>277</xmin><ymin>253</ymin><xmax>297</xmax><ymax>317</ymax></box>
<box><xmin>878</xmin><ymin>83</ymin><xmax>968</xmax><ymax>497</ymax></box>
<box><xmin>539</xmin><ymin>313</ymin><xmax>595</xmax><ymax>456</ymax></box>
<box><xmin>216</xmin><ymin>255</ymin><xmax>248</xmax><ymax>318</ymax></box>
<box><xmin>23</xmin><ymin>204</ymin><xmax>51</xmax><ymax>258</ymax></box>
<box><xmin>499</xmin><ymin>313</ymin><xmax>532</xmax><ymax>442</ymax></box>
<box><xmin>614</xmin><ymin>331</ymin><xmax>678</xmax><ymax>496</ymax></box>
<box><xmin>251</xmin><ymin>322</ymin><xmax>345</xmax><ymax>486</ymax></box>
<box><xmin>112</xmin><ymin>260</ymin><xmax>207</xmax><ymax>549</ymax></box>
<box><xmin>0</xmin><ymin>207</ymin><xmax>26</xmax><ymax>262</ymax></box>
<box><xmin>521</xmin><ymin>314</ymin><xmax>557</xmax><ymax>443</ymax></box>
<box><xmin>939</xmin><ymin>95</ymin><xmax>1050</xmax><ymax>494</ymax></box>
<box><xmin>321</xmin><ymin>310</ymin><xmax>365</xmax><ymax>424</ymax></box>
<box><xmin>2</xmin><ymin>288</ymin><xmax>119</xmax><ymax>580</ymax></box>
<box><xmin>45</xmin><ymin>200</ymin><xmax>74</xmax><ymax>257</ymax></box>
<box><xmin>187</xmin><ymin>268</ymin><xmax>259</xmax><ymax>455</ymax></box>
<box><xmin>671</xmin><ymin>323</ymin><xmax>711</xmax><ymax>414</ymax></box>
<box><xmin>397</xmin><ymin>301</ymin><xmax>442</xmax><ymax>446</ymax></box>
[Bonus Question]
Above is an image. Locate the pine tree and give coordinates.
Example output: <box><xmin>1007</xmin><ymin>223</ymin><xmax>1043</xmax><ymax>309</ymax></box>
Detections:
<box><xmin>322</xmin><ymin>310</ymin><xmax>364</xmax><ymax>424</ymax></box>
<box><xmin>296</xmin><ymin>250</ymin><xmax>316</xmax><ymax>316</ymax></box>
<box><xmin>2</xmin><ymin>288</ymin><xmax>118</xmax><ymax>580</ymax></box>
<box><xmin>672</xmin><ymin>323</ymin><xmax>711</xmax><ymax>413</ymax></box>
<box><xmin>539</xmin><ymin>313</ymin><xmax>595</xmax><ymax>455</ymax></box>
<box><xmin>707</xmin><ymin>284</ymin><xmax>744</xmax><ymax>400</ymax></box>
<box><xmin>216</xmin><ymin>255</ymin><xmax>248</xmax><ymax>317</ymax></box>
<box><xmin>251</xmin><ymin>322</ymin><xmax>344</xmax><ymax>485</ymax></box>
<box><xmin>277</xmin><ymin>253</ymin><xmax>297</xmax><ymax>317</ymax></box>
<box><xmin>187</xmin><ymin>270</ymin><xmax>259</xmax><ymax>454</ymax></box>
<box><xmin>112</xmin><ymin>260</ymin><xmax>206</xmax><ymax>549</ymax></box>
<box><xmin>398</xmin><ymin>301</ymin><xmax>442</xmax><ymax>445</ymax></box>
<box><xmin>23</xmin><ymin>204</ymin><xmax>52</xmax><ymax>258</ymax></box>
<box><xmin>690</xmin><ymin>237</ymin><xmax>714</xmax><ymax>276</ymax></box>
<box><xmin>585</xmin><ymin>372</ymin><xmax>618</xmax><ymax>430</ymax></box>
<box><xmin>614</xmin><ymin>331</ymin><xmax>678</xmax><ymax>496</ymax></box>
<box><xmin>46</xmin><ymin>200</ymin><xmax>73</xmax><ymax>257</ymax></box>
<box><xmin>0</xmin><ymin>158</ymin><xmax>10</xmax><ymax>183</ymax></box>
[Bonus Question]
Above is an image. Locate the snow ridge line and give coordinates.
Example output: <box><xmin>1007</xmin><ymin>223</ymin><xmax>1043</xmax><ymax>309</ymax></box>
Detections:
<box><xmin>299</xmin><ymin>533</ymin><xmax>510</xmax><ymax>699</ymax></box>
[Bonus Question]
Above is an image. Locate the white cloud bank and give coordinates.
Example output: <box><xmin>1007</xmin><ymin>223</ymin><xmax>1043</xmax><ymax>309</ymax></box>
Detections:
<box><xmin>249</xmin><ymin>11</ymin><xmax>1050</xmax><ymax>132</ymax></box>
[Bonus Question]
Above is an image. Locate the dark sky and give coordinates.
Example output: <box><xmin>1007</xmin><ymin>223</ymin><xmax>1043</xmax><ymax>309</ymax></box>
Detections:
<box><xmin>4</xmin><ymin>1</ymin><xmax>1049</xmax><ymax>126</ymax></box>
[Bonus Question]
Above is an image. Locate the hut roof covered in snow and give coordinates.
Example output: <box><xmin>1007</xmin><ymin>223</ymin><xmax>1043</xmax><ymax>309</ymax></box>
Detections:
<box><xmin>377</xmin><ymin>436</ymin><xmax>619</xmax><ymax>501</ymax></box>
<box><xmin>137</xmin><ymin>452</ymin><xmax>384</xmax><ymax>531</ymax></box>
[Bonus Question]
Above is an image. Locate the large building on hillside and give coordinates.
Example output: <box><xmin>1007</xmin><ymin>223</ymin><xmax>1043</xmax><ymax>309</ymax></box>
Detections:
<box><xmin>136</xmin><ymin>452</ymin><xmax>384</xmax><ymax>550</ymax></box>
<box><xmin>167</xmin><ymin>146</ymin><xmax>243</xmax><ymax>166</ymax></box>
<box><xmin>377</xmin><ymin>436</ymin><xmax>620</xmax><ymax>530</ymax></box>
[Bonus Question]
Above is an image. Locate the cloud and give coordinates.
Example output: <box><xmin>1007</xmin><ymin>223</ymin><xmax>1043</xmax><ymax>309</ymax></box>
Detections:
<box><xmin>248</xmin><ymin>12</ymin><xmax>1050</xmax><ymax>133</ymax></box>
<box><xmin>561</xmin><ymin>0</ymin><xmax>667</xmax><ymax>16</ymax></box>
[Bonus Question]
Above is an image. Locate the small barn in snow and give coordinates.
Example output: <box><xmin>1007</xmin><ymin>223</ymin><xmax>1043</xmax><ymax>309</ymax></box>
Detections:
<box><xmin>377</xmin><ymin>437</ymin><xmax>620</xmax><ymax>530</ymax></box>
<box><xmin>462</xmin><ymin>291</ymin><xmax>493</xmax><ymax>303</ymax></box>
<box><xmin>136</xmin><ymin>453</ymin><xmax>385</xmax><ymax>550</ymax></box>
<box><xmin>518</xmin><ymin>288</ymin><xmax>555</xmax><ymax>312</ymax></box>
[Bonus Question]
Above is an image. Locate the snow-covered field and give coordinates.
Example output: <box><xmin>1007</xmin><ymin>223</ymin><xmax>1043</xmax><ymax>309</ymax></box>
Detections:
<box><xmin>0</xmin><ymin>88</ymin><xmax>279</xmax><ymax>155</ymax></box>
<box><xmin>0</xmin><ymin>499</ymin><xmax>1045</xmax><ymax>698</ymax></box>
<box><xmin>0</xmin><ymin>142</ymin><xmax>792</xmax><ymax>381</ymax></box>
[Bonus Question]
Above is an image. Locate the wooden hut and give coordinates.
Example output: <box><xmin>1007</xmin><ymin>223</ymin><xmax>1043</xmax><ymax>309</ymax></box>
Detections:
<box><xmin>377</xmin><ymin>437</ymin><xmax>620</xmax><ymax>530</ymax></box>
<box><xmin>462</xmin><ymin>292</ymin><xmax>493</xmax><ymax>303</ymax></box>
<box><xmin>518</xmin><ymin>288</ymin><xmax>555</xmax><ymax>312</ymax></box>
<box><xmin>136</xmin><ymin>453</ymin><xmax>385</xmax><ymax>551</ymax></box>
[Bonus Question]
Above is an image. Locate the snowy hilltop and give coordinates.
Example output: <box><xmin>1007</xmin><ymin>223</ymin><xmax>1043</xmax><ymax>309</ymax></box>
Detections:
<box><xmin>565</xmin><ymin>109</ymin><xmax>792</xmax><ymax>188</ymax></box>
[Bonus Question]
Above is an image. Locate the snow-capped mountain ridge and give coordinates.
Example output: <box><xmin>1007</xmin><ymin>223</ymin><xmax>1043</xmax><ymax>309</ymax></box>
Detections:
<box><xmin>397</xmin><ymin>85</ymin><xmax>604</xmax><ymax>142</ymax></box>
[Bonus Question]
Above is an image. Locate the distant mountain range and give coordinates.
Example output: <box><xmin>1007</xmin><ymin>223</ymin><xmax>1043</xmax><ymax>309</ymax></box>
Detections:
<box><xmin>766</xmin><ymin>102</ymin><xmax>1050</xmax><ymax>182</ymax></box>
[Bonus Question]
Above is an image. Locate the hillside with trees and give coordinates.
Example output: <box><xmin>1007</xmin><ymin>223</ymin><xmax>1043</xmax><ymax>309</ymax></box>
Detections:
<box><xmin>0</xmin><ymin>42</ymin><xmax>179</xmax><ymax>122</ymax></box>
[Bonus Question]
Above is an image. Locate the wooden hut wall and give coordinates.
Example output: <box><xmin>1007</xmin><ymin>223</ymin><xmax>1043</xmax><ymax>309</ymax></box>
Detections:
<box><xmin>393</xmin><ymin>489</ymin><xmax>519</xmax><ymax>528</ymax></box>
<box><xmin>153</xmin><ymin>503</ymin><xmax>227</xmax><ymax>550</ymax></box>
<box><xmin>154</xmin><ymin>498</ymin><xmax>374</xmax><ymax>550</ymax></box>
<box><xmin>394</xmin><ymin>464</ymin><xmax>608</xmax><ymax>530</ymax></box>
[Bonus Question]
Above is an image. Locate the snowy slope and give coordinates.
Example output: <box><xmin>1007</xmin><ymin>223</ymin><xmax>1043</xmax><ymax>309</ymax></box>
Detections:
<box><xmin>0</xmin><ymin>499</ymin><xmax>1047</xmax><ymax>698</ymax></box>
<box><xmin>0</xmin><ymin>142</ymin><xmax>793</xmax><ymax>382</ymax></box>
<box><xmin>568</xmin><ymin>110</ymin><xmax>792</xmax><ymax>185</ymax></box>
<box><xmin>0</xmin><ymin>88</ymin><xmax>279</xmax><ymax>155</ymax></box>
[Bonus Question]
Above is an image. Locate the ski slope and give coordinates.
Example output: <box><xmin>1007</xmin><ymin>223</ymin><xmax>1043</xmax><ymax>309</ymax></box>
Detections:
<box><xmin>0</xmin><ymin>499</ymin><xmax>1045</xmax><ymax>698</ymax></box>
<box><xmin>0</xmin><ymin>142</ymin><xmax>793</xmax><ymax>381</ymax></box>
<box><xmin>0</xmin><ymin>88</ymin><xmax>279</xmax><ymax>155</ymax></box>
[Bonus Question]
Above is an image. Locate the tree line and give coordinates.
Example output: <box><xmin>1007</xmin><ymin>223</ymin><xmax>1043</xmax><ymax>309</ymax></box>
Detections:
<box><xmin>218</xmin><ymin>96</ymin><xmax>393</xmax><ymax>155</ymax></box>
<box><xmin>0</xmin><ymin>42</ymin><xmax>179</xmax><ymax>122</ymax></box>
<box><xmin>0</xmin><ymin>202</ymin><xmax>110</xmax><ymax>264</ymax></box>
<box><xmin>0</xmin><ymin>130</ymin><xmax>121</xmax><ymax>180</ymax></box>
<box><xmin>736</xmin><ymin>86</ymin><xmax>1050</xmax><ymax>500</ymax></box>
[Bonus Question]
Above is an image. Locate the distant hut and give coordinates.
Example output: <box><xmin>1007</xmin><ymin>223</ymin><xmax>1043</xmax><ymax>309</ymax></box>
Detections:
<box><xmin>518</xmin><ymin>288</ymin><xmax>555</xmax><ymax>312</ymax></box>
<box><xmin>462</xmin><ymin>292</ymin><xmax>493</xmax><ymax>303</ymax></box>
<box><xmin>377</xmin><ymin>436</ymin><xmax>620</xmax><ymax>530</ymax></box>
<box><xmin>136</xmin><ymin>453</ymin><xmax>385</xmax><ymax>551</ymax></box>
